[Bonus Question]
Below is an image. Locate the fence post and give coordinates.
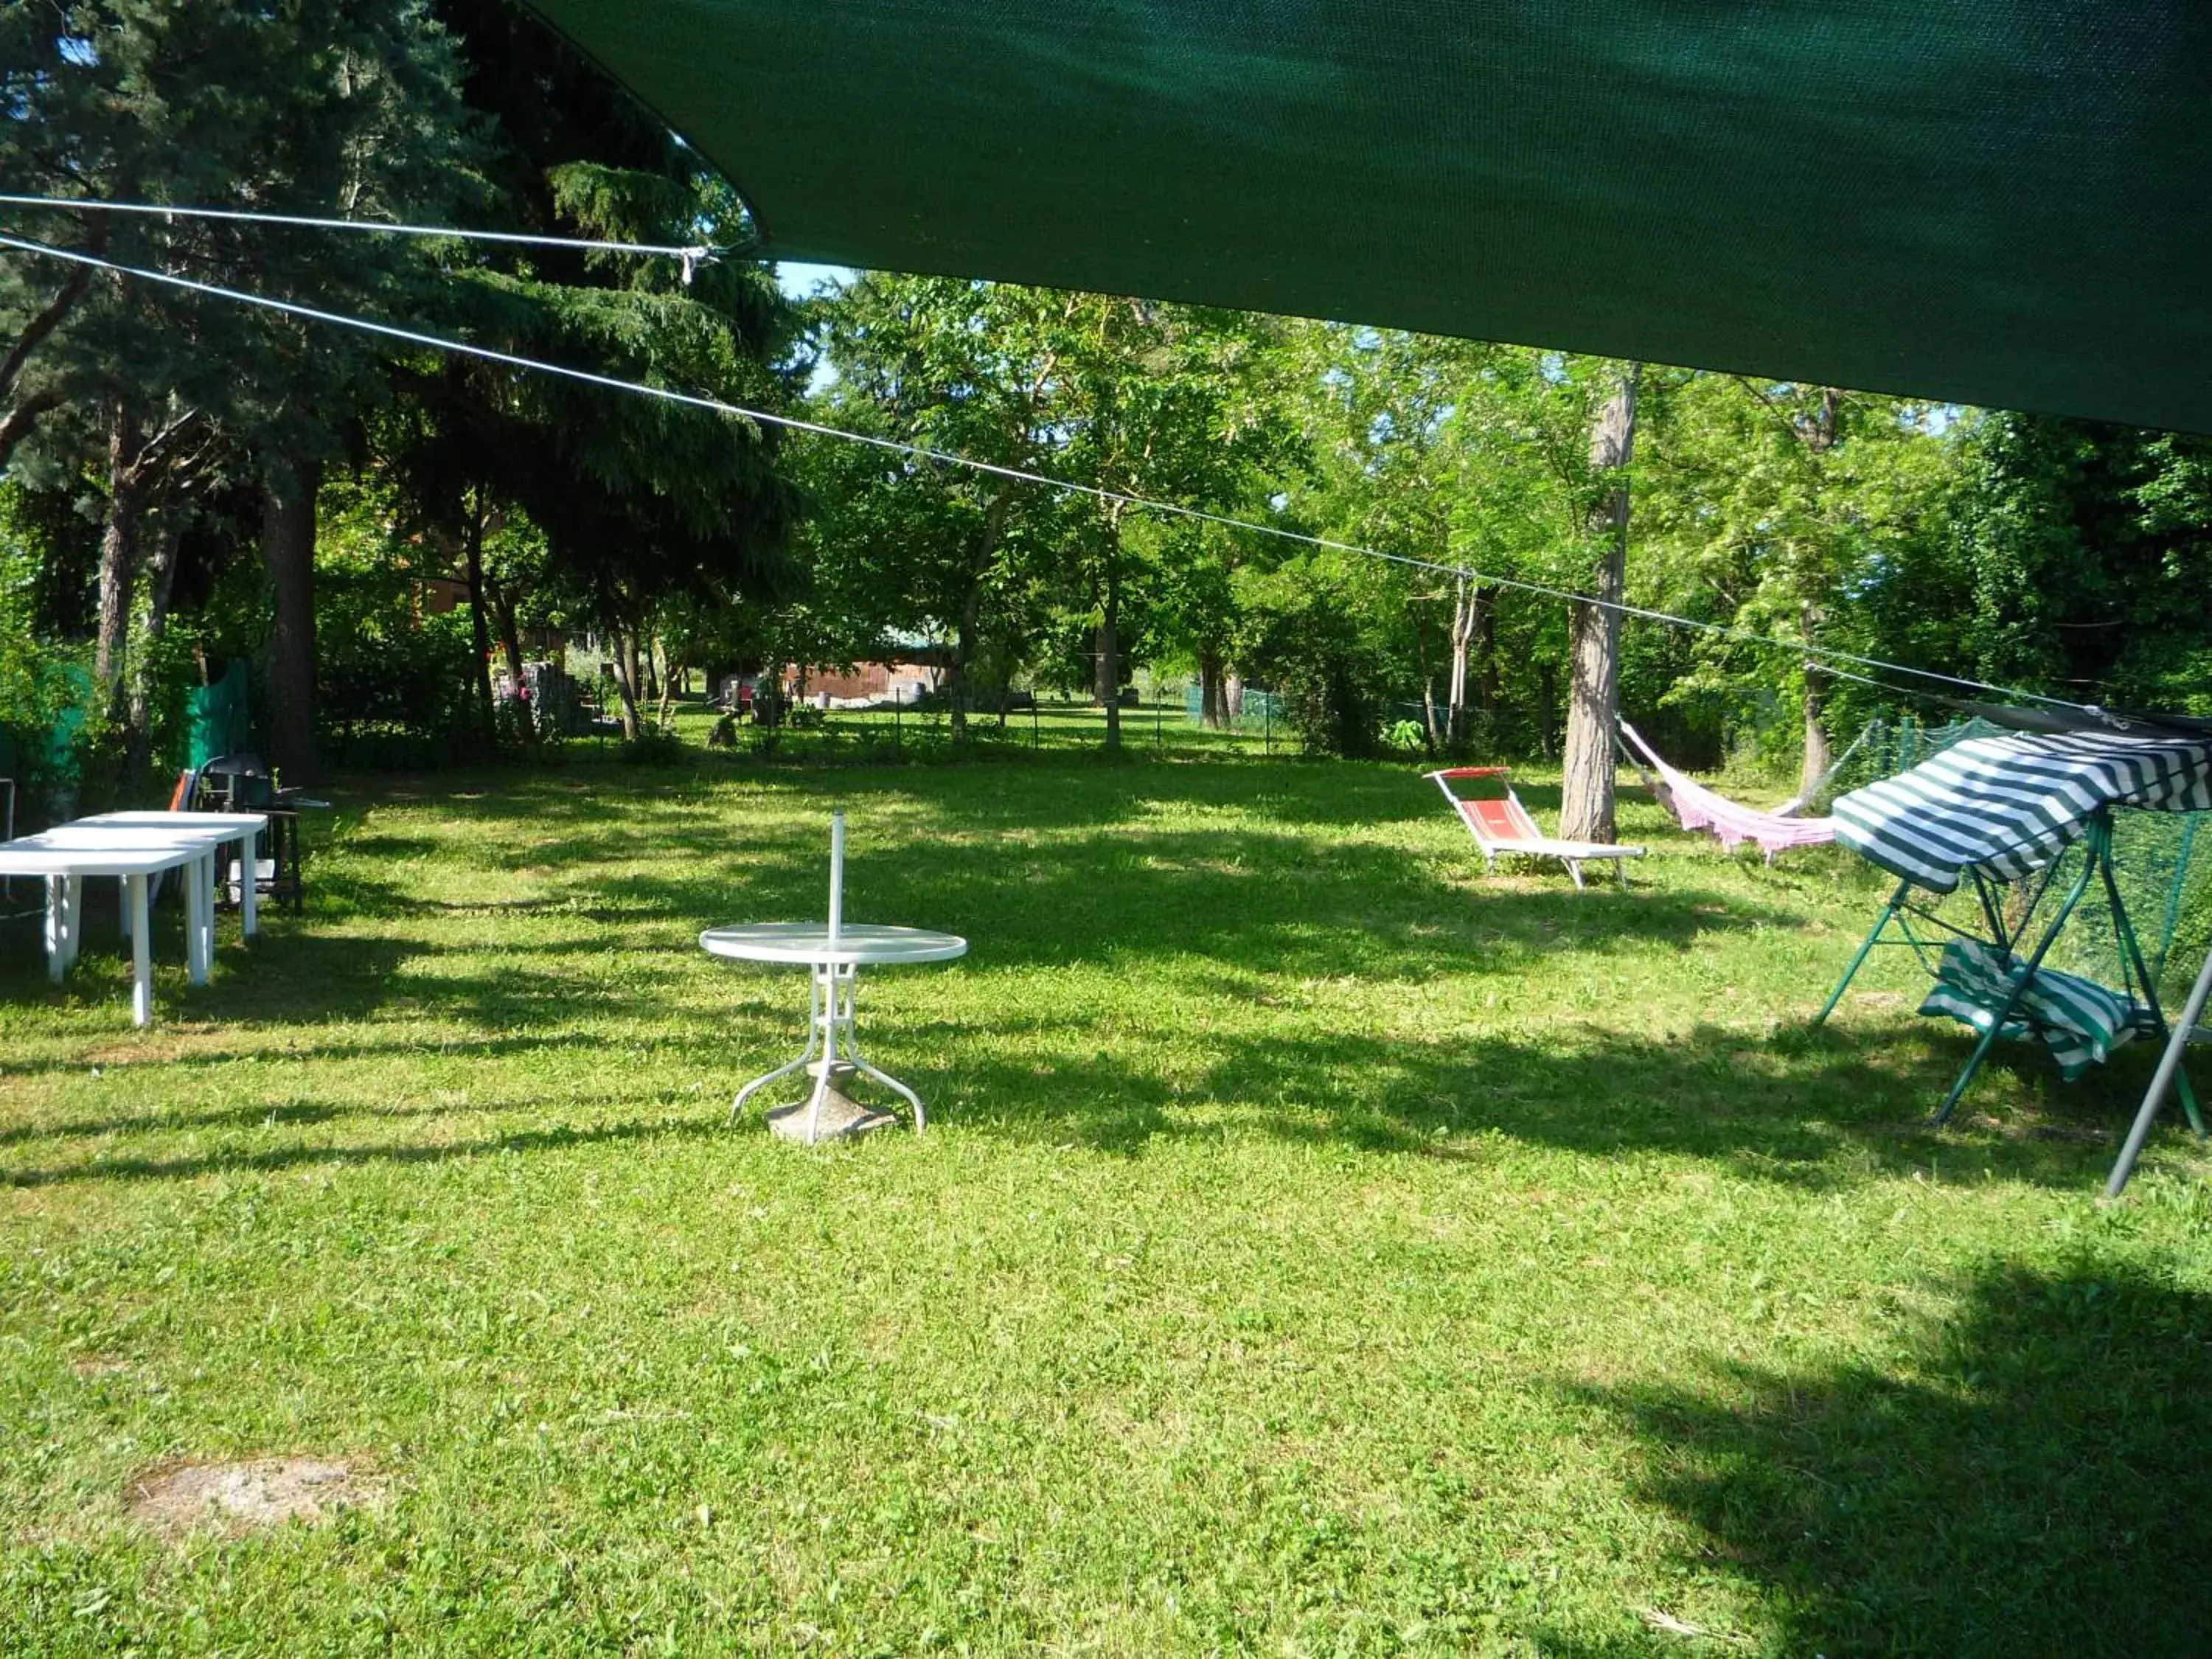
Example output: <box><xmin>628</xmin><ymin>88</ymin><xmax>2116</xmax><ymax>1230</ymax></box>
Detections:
<box><xmin>1264</xmin><ymin>697</ymin><xmax>1272</xmax><ymax>757</ymax></box>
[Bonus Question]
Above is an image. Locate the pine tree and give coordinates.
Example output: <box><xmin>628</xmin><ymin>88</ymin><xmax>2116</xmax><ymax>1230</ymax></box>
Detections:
<box><xmin>1</xmin><ymin>0</ymin><xmax>476</xmax><ymax>781</ymax></box>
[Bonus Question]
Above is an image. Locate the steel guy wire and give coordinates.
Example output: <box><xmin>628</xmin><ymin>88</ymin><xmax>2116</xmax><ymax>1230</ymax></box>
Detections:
<box><xmin>0</xmin><ymin>227</ymin><xmax>2090</xmax><ymax>713</ymax></box>
<box><xmin>0</xmin><ymin>192</ymin><xmax>715</xmax><ymax>271</ymax></box>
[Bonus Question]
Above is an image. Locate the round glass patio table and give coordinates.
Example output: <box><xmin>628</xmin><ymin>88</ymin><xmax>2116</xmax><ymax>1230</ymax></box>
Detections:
<box><xmin>701</xmin><ymin>922</ymin><xmax>967</xmax><ymax>1143</ymax></box>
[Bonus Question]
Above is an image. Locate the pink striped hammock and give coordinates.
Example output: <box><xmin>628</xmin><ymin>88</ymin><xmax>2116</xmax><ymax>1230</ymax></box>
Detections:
<box><xmin>1617</xmin><ymin>721</ymin><xmax>1838</xmax><ymax>860</ymax></box>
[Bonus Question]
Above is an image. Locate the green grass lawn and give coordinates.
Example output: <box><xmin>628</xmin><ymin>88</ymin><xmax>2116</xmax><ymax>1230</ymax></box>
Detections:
<box><xmin>4</xmin><ymin>751</ymin><xmax>2211</xmax><ymax>1655</ymax></box>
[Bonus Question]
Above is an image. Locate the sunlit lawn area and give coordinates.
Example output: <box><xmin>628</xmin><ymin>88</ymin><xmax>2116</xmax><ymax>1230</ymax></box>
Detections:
<box><xmin>4</xmin><ymin>751</ymin><xmax>2211</xmax><ymax>1655</ymax></box>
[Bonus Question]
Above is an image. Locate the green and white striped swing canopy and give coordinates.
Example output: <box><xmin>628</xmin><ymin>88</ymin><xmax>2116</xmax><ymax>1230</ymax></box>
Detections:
<box><xmin>1834</xmin><ymin>729</ymin><xmax>2212</xmax><ymax>894</ymax></box>
<box><xmin>524</xmin><ymin>1</ymin><xmax>2212</xmax><ymax>432</ymax></box>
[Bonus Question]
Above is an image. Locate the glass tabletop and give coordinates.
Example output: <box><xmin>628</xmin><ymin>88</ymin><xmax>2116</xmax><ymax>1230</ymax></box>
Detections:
<box><xmin>700</xmin><ymin>922</ymin><xmax>968</xmax><ymax>966</ymax></box>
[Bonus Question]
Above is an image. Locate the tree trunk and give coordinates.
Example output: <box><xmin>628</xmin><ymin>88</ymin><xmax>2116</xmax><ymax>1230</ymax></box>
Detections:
<box><xmin>1414</xmin><ymin>611</ymin><xmax>1440</xmax><ymax>751</ymax></box>
<box><xmin>1801</xmin><ymin>658</ymin><xmax>1832</xmax><ymax>799</ymax></box>
<box><xmin>949</xmin><ymin>483</ymin><xmax>1016</xmax><ymax>740</ymax></box>
<box><xmin>1200</xmin><ymin>646</ymin><xmax>1228</xmax><ymax>729</ymax></box>
<box><xmin>1447</xmin><ymin>576</ymin><xmax>1477</xmax><ymax>748</ymax></box>
<box><xmin>95</xmin><ymin>398</ymin><xmax>147</xmax><ymax>719</ymax></box>
<box><xmin>462</xmin><ymin>499</ymin><xmax>496</xmax><ymax>724</ymax></box>
<box><xmin>1095</xmin><ymin>591</ymin><xmax>1121</xmax><ymax>751</ymax></box>
<box><xmin>260</xmin><ymin>453</ymin><xmax>323</xmax><ymax>783</ymax></box>
<box><xmin>124</xmin><ymin>516</ymin><xmax>184</xmax><ymax>789</ymax></box>
<box><xmin>1477</xmin><ymin>599</ymin><xmax>1499</xmax><ymax>722</ymax></box>
<box><xmin>1559</xmin><ymin>364</ymin><xmax>1640</xmax><ymax>845</ymax></box>
<box><xmin>609</xmin><ymin>629</ymin><xmax>644</xmax><ymax>740</ymax></box>
<box><xmin>488</xmin><ymin>577</ymin><xmax>526</xmax><ymax>688</ymax></box>
<box><xmin>1096</xmin><ymin>515</ymin><xmax>1123</xmax><ymax>752</ymax></box>
<box><xmin>658</xmin><ymin>656</ymin><xmax>682</xmax><ymax>728</ymax></box>
<box><xmin>950</xmin><ymin>584</ymin><xmax>984</xmax><ymax>740</ymax></box>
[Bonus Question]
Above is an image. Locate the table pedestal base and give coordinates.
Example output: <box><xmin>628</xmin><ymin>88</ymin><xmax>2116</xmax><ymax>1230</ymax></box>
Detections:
<box><xmin>764</xmin><ymin>1070</ymin><xmax>900</xmax><ymax>1143</ymax></box>
<box><xmin>731</xmin><ymin>961</ymin><xmax>927</xmax><ymax>1144</ymax></box>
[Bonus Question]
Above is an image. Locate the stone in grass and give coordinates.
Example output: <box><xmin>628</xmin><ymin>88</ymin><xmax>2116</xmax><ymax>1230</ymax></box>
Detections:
<box><xmin>126</xmin><ymin>1458</ymin><xmax>383</xmax><ymax>1540</ymax></box>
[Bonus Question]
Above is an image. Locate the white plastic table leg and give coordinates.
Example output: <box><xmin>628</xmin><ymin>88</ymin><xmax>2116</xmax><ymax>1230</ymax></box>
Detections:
<box><xmin>184</xmin><ymin>853</ymin><xmax>210</xmax><ymax>986</ymax></box>
<box><xmin>127</xmin><ymin>872</ymin><xmax>152</xmax><ymax>1026</ymax></box>
<box><xmin>801</xmin><ymin>961</ymin><xmax>848</xmax><ymax>1145</ymax></box>
<box><xmin>45</xmin><ymin>874</ymin><xmax>66</xmax><ymax>982</ymax></box>
<box><xmin>237</xmin><ymin>830</ymin><xmax>259</xmax><ymax>938</ymax></box>
<box><xmin>848</xmin><ymin>1052</ymin><xmax>927</xmax><ymax>1132</ymax></box>
<box><xmin>61</xmin><ymin>874</ymin><xmax>83</xmax><ymax>970</ymax></box>
<box><xmin>201</xmin><ymin>849</ymin><xmax>217</xmax><ymax>967</ymax></box>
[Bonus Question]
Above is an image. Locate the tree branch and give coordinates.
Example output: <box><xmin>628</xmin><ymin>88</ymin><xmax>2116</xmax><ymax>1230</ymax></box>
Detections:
<box><xmin>0</xmin><ymin>386</ymin><xmax>64</xmax><ymax>471</ymax></box>
<box><xmin>1731</xmin><ymin>375</ymin><xmax>1808</xmax><ymax>449</ymax></box>
<box><xmin>0</xmin><ymin>261</ymin><xmax>94</xmax><ymax>403</ymax></box>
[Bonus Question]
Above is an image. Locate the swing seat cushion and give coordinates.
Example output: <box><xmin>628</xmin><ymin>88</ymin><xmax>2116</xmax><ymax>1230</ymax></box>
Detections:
<box><xmin>1918</xmin><ymin>939</ymin><xmax>2138</xmax><ymax>1082</ymax></box>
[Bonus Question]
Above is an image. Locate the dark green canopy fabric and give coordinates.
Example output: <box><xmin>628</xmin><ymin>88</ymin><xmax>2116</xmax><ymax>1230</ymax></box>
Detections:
<box><xmin>526</xmin><ymin>2</ymin><xmax>2212</xmax><ymax>431</ymax></box>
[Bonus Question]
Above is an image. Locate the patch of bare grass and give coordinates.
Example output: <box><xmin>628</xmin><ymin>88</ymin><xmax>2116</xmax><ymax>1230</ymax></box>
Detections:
<box><xmin>125</xmin><ymin>1458</ymin><xmax>383</xmax><ymax>1540</ymax></box>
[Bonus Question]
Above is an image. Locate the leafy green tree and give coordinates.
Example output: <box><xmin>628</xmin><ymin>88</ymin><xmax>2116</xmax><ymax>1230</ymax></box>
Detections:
<box><xmin>1041</xmin><ymin>295</ymin><xmax>1284</xmax><ymax>751</ymax></box>
<box><xmin>1637</xmin><ymin>378</ymin><xmax>1958</xmax><ymax>790</ymax></box>
<box><xmin>807</xmin><ymin>280</ymin><xmax>1286</xmax><ymax>747</ymax></box>
<box><xmin>801</xmin><ymin>275</ymin><xmax>1071</xmax><ymax>732</ymax></box>
<box><xmin>1935</xmin><ymin>414</ymin><xmax>2212</xmax><ymax>716</ymax></box>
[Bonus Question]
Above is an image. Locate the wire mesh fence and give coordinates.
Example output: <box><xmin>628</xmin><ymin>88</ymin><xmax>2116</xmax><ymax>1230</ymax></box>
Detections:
<box><xmin>693</xmin><ymin>687</ymin><xmax>1298</xmax><ymax>762</ymax></box>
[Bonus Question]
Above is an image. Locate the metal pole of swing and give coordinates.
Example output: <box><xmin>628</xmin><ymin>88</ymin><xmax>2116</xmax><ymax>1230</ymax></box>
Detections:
<box><xmin>2107</xmin><ymin>942</ymin><xmax>2212</xmax><ymax>1197</ymax></box>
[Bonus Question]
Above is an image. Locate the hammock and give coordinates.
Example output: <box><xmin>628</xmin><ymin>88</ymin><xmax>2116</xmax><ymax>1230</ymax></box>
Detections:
<box><xmin>1615</xmin><ymin>721</ymin><xmax>1839</xmax><ymax>860</ymax></box>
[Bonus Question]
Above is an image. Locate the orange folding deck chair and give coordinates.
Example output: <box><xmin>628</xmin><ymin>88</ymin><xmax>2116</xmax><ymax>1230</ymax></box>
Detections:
<box><xmin>1426</xmin><ymin>767</ymin><xmax>1646</xmax><ymax>889</ymax></box>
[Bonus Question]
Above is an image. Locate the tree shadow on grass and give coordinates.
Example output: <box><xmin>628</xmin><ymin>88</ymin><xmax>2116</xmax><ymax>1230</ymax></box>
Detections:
<box><xmin>6</xmin><ymin>764</ymin><xmax>2160</xmax><ymax>1189</ymax></box>
<box><xmin>529</xmin><ymin>817</ymin><xmax>1809</xmax><ymax>987</ymax></box>
<box><xmin>1548</xmin><ymin>1259</ymin><xmax>2212</xmax><ymax>1656</ymax></box>
<box><xmin>0</xmin><ymin>1107</ymin><xmax>723</xmax><ymax>1189</ymax></box>
<box><xmin>933</xmin><ymin>1015</ymin><xmax>2183</xmax><ymax>1190</ymax></box>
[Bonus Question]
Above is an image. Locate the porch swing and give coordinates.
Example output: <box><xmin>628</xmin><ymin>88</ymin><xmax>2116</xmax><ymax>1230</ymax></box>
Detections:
<box><xmin>1814</xmin><ymin>723</ymin><xmax>2212</xmax><ymax>1131</ymax></box>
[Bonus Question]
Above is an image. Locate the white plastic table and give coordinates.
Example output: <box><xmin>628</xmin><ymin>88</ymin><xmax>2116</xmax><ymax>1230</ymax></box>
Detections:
<box><xmin>0</xmin><ymin>811</ymin><xmax>268</xmax><ymax>1026</ymax></box>
<box><xmin>1</xmin><ymin>835</ymin><xmax>209</xmax><ymax>1026</ymax></box>
<box><xmin>701</xmin><ymin>922</ymin><xmax>967</xmax><ymax>1143</ymax></box>
<box><xmin>76</xmin><ymin>812</ymin><xmax>271</xmax><ymax>941</ymax></box>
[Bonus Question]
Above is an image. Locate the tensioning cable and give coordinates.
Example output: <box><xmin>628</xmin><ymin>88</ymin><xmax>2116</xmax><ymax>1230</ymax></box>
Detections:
<box><xmin>0</xmin><ymin>227</ymin><xmax>2091</xmax><ymax>714</ymax></box>
<box><xmin>0</xmin><ymin>192</ymin><xmax>718</xmax><ymax>279</ymax></box>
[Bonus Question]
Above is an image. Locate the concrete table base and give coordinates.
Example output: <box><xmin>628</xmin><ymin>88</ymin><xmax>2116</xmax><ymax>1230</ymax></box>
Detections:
<box><xmin>764</xmin><ymin>1069</ymin><xmax>900</xmax><ymax>1143</ymax></box>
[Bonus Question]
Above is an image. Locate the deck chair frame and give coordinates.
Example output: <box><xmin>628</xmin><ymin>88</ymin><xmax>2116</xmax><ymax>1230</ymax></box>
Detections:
<box><xmin>1426</xmin><ymin>767</ymin><xmax>1645</xmax><ymax>889</ymax></box>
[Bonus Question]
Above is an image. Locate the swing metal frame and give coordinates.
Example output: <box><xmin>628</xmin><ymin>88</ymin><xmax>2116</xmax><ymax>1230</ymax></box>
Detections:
<box><xmin>1813</xmin><ymin>809</ymin><xmax>2206</xmax><ymax>1133</ymax></box>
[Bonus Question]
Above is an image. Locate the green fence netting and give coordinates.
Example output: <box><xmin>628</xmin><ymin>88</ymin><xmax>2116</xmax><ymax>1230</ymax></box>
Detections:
<box><xmin>185</xmin><ymin>659</ymin><xmax>252</xmax><ymax>772</ymax></box>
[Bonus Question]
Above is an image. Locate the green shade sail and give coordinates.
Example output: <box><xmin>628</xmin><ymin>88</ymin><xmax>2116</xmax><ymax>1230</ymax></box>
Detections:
<box><xmin>525</xmin><ymin>1</ymin><xmax>2211</xmax><ymax>431</ymax></box>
